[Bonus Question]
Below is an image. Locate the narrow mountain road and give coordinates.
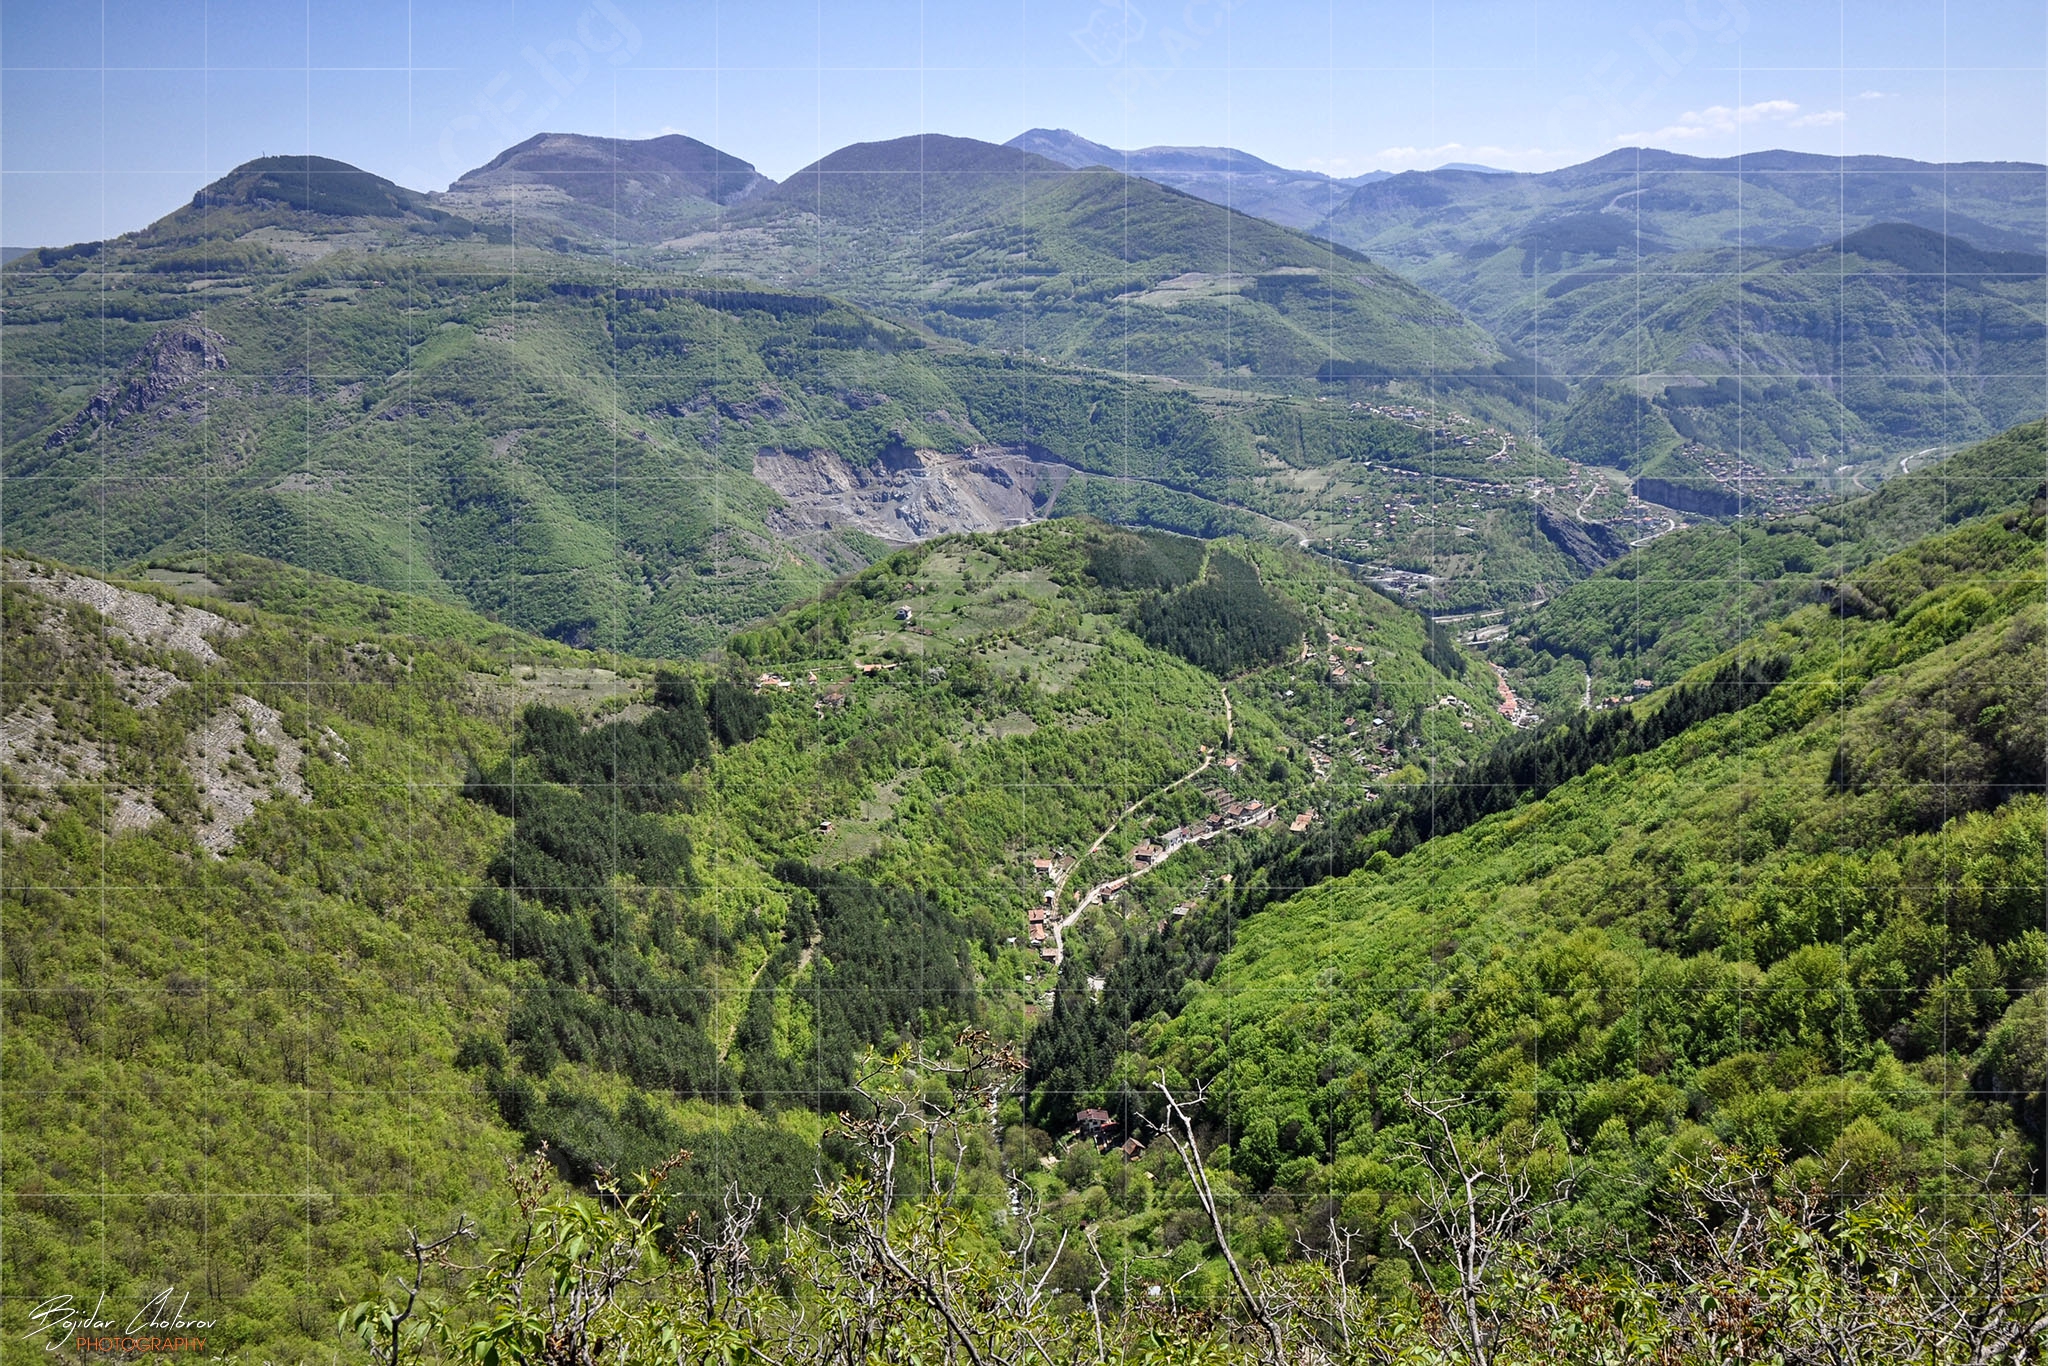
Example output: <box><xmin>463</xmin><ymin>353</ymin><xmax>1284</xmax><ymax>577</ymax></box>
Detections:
<box><xmin>1431</xmin><ymin>600</ymin><xmax>1551</xmax><ymax>626</ymax></box>
<box><xmin>1629</xmin><ymin>515</ymin><xmax>1679</xmax><ymax>546</ymax></box>
<box><xmin>1048</xmin><ymin>754</ymin><xmax>1211</xmax><ymax>965</ymax></box>
<box><xmin>1052</xmin><ymin>788</ymin><xmax>1284</xmax><ymax>964</ymax></box>
<box><xmin>1083</xmin><ymin>755</ymin><xmax>1212</xmax><ymax>864</ymax></box>
<box><xmin>1047</xmin><ymin>688</ymin><xmax>1231</xmax><ymax>966</ymax></box>
<box><xmin>1572</xmin><ymin>456</ymin><xmax>1622</xmax><ymax>522</ymax></box>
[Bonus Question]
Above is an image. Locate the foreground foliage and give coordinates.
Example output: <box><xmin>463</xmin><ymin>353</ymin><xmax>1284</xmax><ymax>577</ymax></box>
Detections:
<box><xmin>347</xmin><ymin>1040</ymin><xmax>2048</xmax><ymax>1365</ymax></box>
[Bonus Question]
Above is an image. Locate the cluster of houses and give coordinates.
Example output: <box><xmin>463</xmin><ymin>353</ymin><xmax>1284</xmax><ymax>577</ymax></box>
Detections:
<box><xmin>1026</xmin><ymin>855</ymin><xmax>1069</xmax><ymax>957</ymax></box>
<box><xmin>1434</xmin><ymin>692</ymin><xmax>1480</xmax><ymax>733</ymax></box>
<box><xmin>1022</xmin><ymin>779</ymin><xmax>1323</xmax><ymax>970</ymax></box>
<box><xmin>1592</xmin><ymin>678</ymin><xmax>1658</xmax><ymax>710</ymax></box>
<box><xmin>1128</xmin><ymin>790</ymin><xmax>1276</xmax><ymax>870</ymax></box>
<box><xmin>745</xmin><ymin>662</ymin><xmax>913</xmax><ymax>719</ymax></box>
<box><xmin>1294</xmin><ymin>639</ymin><xmax>1374</xmax><ymax>690</ymax></box>
<box><xmin>1322</xmin><ymin>713</ymin><xmax>1402</xmax><ymax>778</ymax></box>
<box><xmin>1337</xmin><ymin>399</ymin><xmax>1509</xmax><ymax>455</ymax></box>
<box><xmin>1677</xmin><ymin>443</ymin><xmax>1824</xmax><ymax>515</ymax></box>
<box><xmin>1348</xmin><ymin>400</ymin><xmax>1473</xmax><ymax>428</ymax></box>
<box><xmin>745</xmin><ymin>669</ymin><xmax>855</xmax><ymax>716</ymax></box>
<box><xmin>1074</xmin><ymin>1107</ymin><xmax>1146</xmax><ymax>1159</ymax></box>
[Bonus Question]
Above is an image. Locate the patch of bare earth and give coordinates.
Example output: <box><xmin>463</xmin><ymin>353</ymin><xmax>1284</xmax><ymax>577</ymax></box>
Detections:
<box><xmin>755</xmin><ymin>445</ymin><xmax>1072</xmax><ymax>549</ymax></box>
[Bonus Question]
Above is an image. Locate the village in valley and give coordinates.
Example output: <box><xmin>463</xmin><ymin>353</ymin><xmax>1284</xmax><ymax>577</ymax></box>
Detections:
<box><xmin>1020</xmin><ymin>760</ymin><xmax>1318</xmax><ymax>972</ymax></box>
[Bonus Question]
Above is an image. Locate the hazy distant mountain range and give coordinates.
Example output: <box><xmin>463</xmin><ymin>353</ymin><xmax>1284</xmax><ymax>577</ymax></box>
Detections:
<box><xmin>1314</xmin><ymin>148</ymin><xmax>2048</xmax><ymax>473</ymax></box>
<box><xmin>653</xmin><ymin>132</ymin><xmax>1511</xmax><ymax>393</ymax></box>
<box><xmin>1004</xmin><ymin>127</ymin><xmax>1390</xmax><ymax>229</ymax></box>
<box><xmin>1325</xmin><ymin>146</ymin><xmax>2048</xmax><ymax>259</ymax></box>
<box><xmin>4</xmin><ymin>126</ymin><xmax>2043</xmax><ymax>649</ymax></box>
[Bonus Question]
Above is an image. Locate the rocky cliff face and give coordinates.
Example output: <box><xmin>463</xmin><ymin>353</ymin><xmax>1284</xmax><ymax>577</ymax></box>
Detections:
<box><xmin>1634</xmin><ymin>476</ymin><xmax>1742</xmax><ymax>518</ymax></box>
<box><xmin>44</xmin><ymin>324</ymin><xmax>228</xmax><ymax>449</ymax></box>
<box><xmin>1534</xmin><ymin>503</ymin><xmax>1628</xmax><ymax>572</ymax></box>
<box><xmin>754</xmin><ymin>445</ymin><xmax>1073</xmax><ymax>547</ymax></box>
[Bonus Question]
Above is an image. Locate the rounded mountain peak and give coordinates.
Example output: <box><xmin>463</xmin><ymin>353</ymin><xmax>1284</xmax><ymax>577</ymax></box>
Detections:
<box><xmin>191</xmin><ymin>155</ymin><xmax>435</xmax><ymax>218</ymax></box>
<box><xmin>456</xmin><ymin>131</ymin><xmax>771</xmax><ymax>207</ymax></box>
<box><xmin>784</xmin><ymin>134</ymin><xmax>1069</xmax><ymax>181</ymax></box>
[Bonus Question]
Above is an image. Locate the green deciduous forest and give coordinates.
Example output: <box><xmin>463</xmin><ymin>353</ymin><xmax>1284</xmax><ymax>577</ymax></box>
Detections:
<box><xmin>0</xmin><ymin>117</ymin><xmax>2044</xmax><ymax>1365</ymax></box>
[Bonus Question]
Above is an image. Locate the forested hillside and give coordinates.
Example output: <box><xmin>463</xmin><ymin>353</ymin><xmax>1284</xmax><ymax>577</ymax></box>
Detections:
<box><xmin>1314</xmin><ymin>150</ymin><xmax>2048</xmax><ymax>480</ymax></box>
<box><xmin>659</xmin><ymin>135</ymin><xmax>1529</xmax><ymax>405</ymax></box>
<box><xmin>0</xmin><ymin>515</ymin><xmax>1509</xmax><ymax>1357</ymax></box>
<box><xmin>1</xmin><ymin>148</ymin><xmax>1603</xmax><ymax>652</ymax></box>
<box><xmin>1520</xmin><ymin>225</ymin><xmax>2044</xmax><ymax>472</ymax></box>
<box><xmin>1030</xmin><ymin>496</ymin><xmax>2045</xmax><ymax>1251</ymax></box>
<box><xmin>112</xmin><ymin>459</ymin><xmax>2028</xmax><ymax>1366</ymax></box>
<box><xmin>1</xmin><ymin>244</ymin><xmax>924</xmax><ymax>652</ymax></box>
<box><xmin>4</xmin><ymin>127</ymin><xmax>2043</xmax><ymax>1365</ymax></box>
<box><xmin>0</xmin><ymin>554</ymin><xmax>545</xmax><ymax>1355</ymax></box>
<box><xmin>1503</xmin><ymin>420</ymin><xmax>2047</xmax><ymax>701</ymax></box>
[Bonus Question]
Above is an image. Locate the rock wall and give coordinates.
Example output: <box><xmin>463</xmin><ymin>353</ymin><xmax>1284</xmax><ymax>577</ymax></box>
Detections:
<box><xmin>1634</xmin><ymin>475</ymin><xmax>1742</xmax><ymax>518</ymax></box>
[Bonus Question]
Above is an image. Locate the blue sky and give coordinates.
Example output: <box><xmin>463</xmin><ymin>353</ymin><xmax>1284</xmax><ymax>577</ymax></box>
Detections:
<box><xmin>4</xmin><ymin>0</ymin><xmax>2045</xmax><ymax>246</ymax></box>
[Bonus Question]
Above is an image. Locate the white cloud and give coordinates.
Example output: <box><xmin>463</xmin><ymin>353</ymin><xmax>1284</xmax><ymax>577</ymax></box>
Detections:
<box><xmin>1615</xmin><ymin>99</ymin><xmax>1809</xmax><ymax>144</ymax></box>
<box><xmin>1856</xmin><ymin>89</ymin><xmax>1896</xmax><ymax>100</ymax></box>
<box><xmin>1791</xmin><ymin>109</ymin><xmax>1845</xmax><ymax>127</ymax></box>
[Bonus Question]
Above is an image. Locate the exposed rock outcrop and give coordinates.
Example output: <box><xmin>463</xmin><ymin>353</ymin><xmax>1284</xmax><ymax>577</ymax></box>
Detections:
<box><xmin>44</xmin><ymin>324</ymin><xmax>228</xmax><ymax>448</ymax></box>
<box><xmin>186</xmin><ymin>695</ymin><xmax>310</xmax><ymax>855</ymax></box>
<box><xmin>755</xmin><ymin>444</ymin><xmax>1073</xmax><ymax>546</ymax></box>
<box><xmin>1634</xmin><ymin>475</ymin><xmax>1742</xmax><ymax>518</ymax></box>
<box><xmin>0</xmin><ymin>558</ymin><xmax>266</xmax><ymax>842</ymax></box>
<box><xmin>1534</xmin><ymin>503</ymin><xmax>1629</xmax><ymax>572</ymax></box>
<box><xmin>7</xmin><ymin>558</ymin><xmax>244</xmax><ymax>664</ymax></box>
